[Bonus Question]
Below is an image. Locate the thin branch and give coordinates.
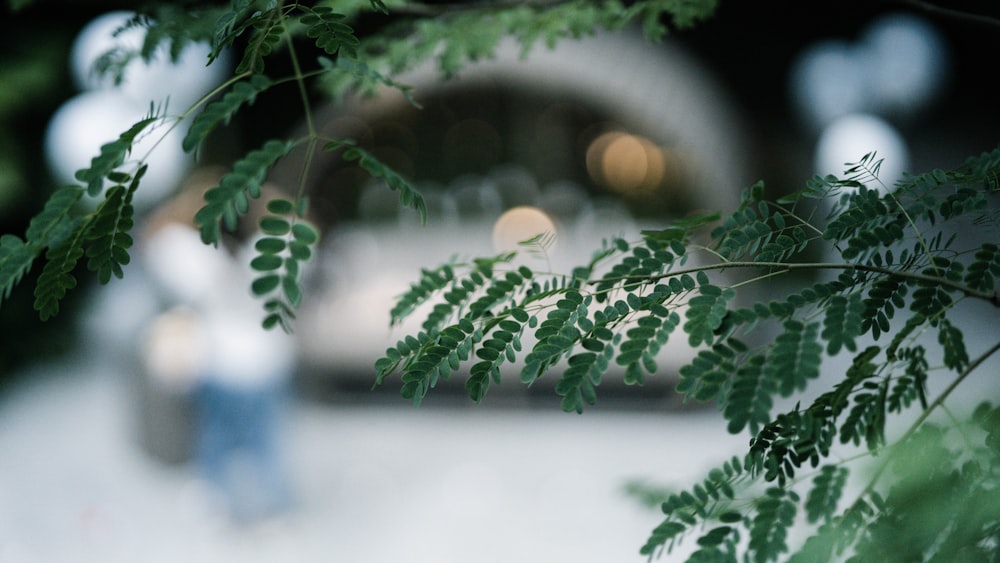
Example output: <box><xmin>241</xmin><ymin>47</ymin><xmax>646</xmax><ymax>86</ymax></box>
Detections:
<box><xmin>888</xmin><ymin>0</ymin><xmax>1000</xmax><ymax>29</ymax></box>
<box><xmin>859</xmin><ymin>337</ymin><xmax>1000</xmax><ymax>498</ymax></box>
<box><xmin>388</xmin><ymin>0</ymin><xmax>566</xmax><ymax>17</ymax></box>
<box><xmin>592</xmin><ymin>261</ymin><xmax>999</xmax><ymax>305</ymax></box>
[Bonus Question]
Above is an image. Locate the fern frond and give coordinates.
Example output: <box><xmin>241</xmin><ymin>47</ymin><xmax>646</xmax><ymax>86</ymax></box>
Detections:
<box><xmin>555</xmin><ymin>345</ymin><xmax>614</xmax><ymax>414</ymax></box>
<box><xmin>4</xmin><ymin>186</ymin><xmax>86</xmax><ymax>309</ymax></box>
<box><xmin>937</xmin><ymin>317</ymin><xmax>969</xmax><ymax>372</ymax></box>
<box><xmin>616</xmin><ymin>308</ymin><xmax>681</xmax><ymax>385</ymax></box>
<box><xmin>820</xmin><ymin>293</ymin><xmax>864</xmax><ymax>355</ymax></box>
<box><xmin>399</xmin><ymin>322</ymin><xmax>477</xmax><ymax>406</ymax></box>
<box><xmin>640</xmin><ymin>455</ymin><xmax>747</xmax><ymax>559</ymax></box>
<box><xmin>317</xmin><ymin>56</ymin><xmax>420</xmax><ymax>107</ymax></box>
<box><xmin>301</xmin><ymin>6</ymin><xmax>359</xmax><ymax>59</ymax></box>
<box><xmin>74</xmin><ymin>116</ymin><xmax>158</xmax><ymax>197</ymax></box>
<box><xmin>683</xmin><ymin>274</ymin><xmax>735</xmax><ymax>347</ymax></box>
<box><xmin>957</xmin><ymin>144</ymin><xmax>1000</xmax><ymax>187</ymax></box>
<box><xmin>209</xmin><ymin>0</ymin><xmax>264</xmax><ymax>64</ymax></box>
<box><xmin>325</xmin><ymin>140</ymin><xmax>426</xmax><ymax>223</ymax></box>
<box><xmin>861</xmin><ymin>276</ymin><xmax>907</xmax><ymax>339</ymax></box>
<box><xmin>84</xmin><ymin>167</ymin><xmax>141</xmax><ymax>284</ymax></box>
<box><xmin>748</xmin><ymin>409</ymin><xmax>835</xmax><ymax>485</ymax></box>
<box><xmin>24</xmin><ymin>185</ymin><xmax>84</xmax><ymax>249</ymax></box>
<box><xmin>964</xmin><ymin>242</ymin><xmax>1000</xmax><ymax>293</ymax></box>
<box><xmin>908</xmin><ymin>267</ymin><xmax>955</xmax><ymax>327</ymax></box>
<box><xmin>238</xmin><ymin>13</ymin><xmax>284</xmax><ymax>74</ymax></box>
<box><xmin>467</xmin><ymin>318</ymin><xmax>525</xmax><ymax>403</ymax></box>
<box><xmin>249</xmin><ymin>197</ymin><xmax>319</xmax><ymax>332</ymax></box>
<box><xmin>714</xmin><ymin>205</ymin><xmax>774</xmax><ymax>262</ymax></box>
<box><xmin>183</xmin><ymin>74</ymin><xmax>271</xmax><ymax>153</ymax></box>
<box><xmin>520</xmin><ymin>289</ymin><xmax>588</xmax><ymax>385</ymax></box>
<box><xmin>723</xmin><ymin>355</ymin><xmax>772</xmax><ymax>434</ymax></box>
<box><xmin>134</xmin><ymin>4</ymin><xmax>224</xmax><ymax>63</ymax></box>
<box><xmin>0</xmin><ymin>235</ymin><xmax>37</xmax><ymax>303</ymax></box>
<box><xmin>823</xmin><ymin>185</ymin><xmax>905</xmax><ymax>260</ymax></box>
<box><xmin>887</xmin><ymin>346</ymin><xmax>928</xmax><ymax>413</ymax></box>
<box><xmin>593</xmin><ymin>236</ymin><xmax>676</xmax><ymax>302</ymax></box>
<box><xmin>33</xmin><ymin>230</ymin><xmax>87</xmax><ymax>321</ymax></box>
<box><xmin>641</xmin><ymin>210</ymin><xmax>721</xmax><ymax>247</ymax></box>
<box><xmin>805</xmin><ymin>465</ymin><xmax>848</xmax><ymax>525</ymax></box>
<box><xmin>811</xmin><ymin>346</ymin><xmax>881</xmax><ymax>421</ymax></box>
<box><xmin>194</xmin><ymin>138</ymin><xmax>293</xmax><ymax>245</ymax></box>
<box><xmin>676</xmin><ymin>340</ymin><xmax>739</xmax><ymax>403</ymax></box>
<box><xmin>839</xmin><ymin>377</ymin><xmax>888</xmax><ymax>451</ymax></box>
<box><xmin>789</xmin><ymin>497</ymin><xmax>874</xmax><ymax>562</ymax></box>
<box><xmin>768</xmin><ymin>320</ymin><xmax>823</xmax><ymax>396</ymax></box>
<box><xmin>748</xmin><ymin>487</ymin><xmax>798</xmax><ymax>563</ymax></box>
<box><xmin>467</xmin><ymin>265</ymin><xmax>532</xmax><ymax>321</ymax></box>
<box><xmin>389</xmin><ymin>263</ymin><xmax>456</xmax><ymax>327</ymax></box>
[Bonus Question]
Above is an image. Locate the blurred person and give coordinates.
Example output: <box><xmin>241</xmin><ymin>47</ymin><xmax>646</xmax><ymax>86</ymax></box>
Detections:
<box><xmin>139</xmin><ymin>170</ymin><xmax>299</xmax><ymax>526</ymax></box>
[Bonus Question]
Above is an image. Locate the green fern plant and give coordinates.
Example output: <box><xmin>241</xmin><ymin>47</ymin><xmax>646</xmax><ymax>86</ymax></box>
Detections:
<box><xmin>375</xmin><ymin>148</ymin><xmax>1000</xmax><ymax>561</ymax></box>
<box><xmin>3</xmin><ymin>1</ymin><xmax>1000</xmax><ymax>561</ymax></box>
<box><xmin>1</xmin><ymin>0</ymin><xmax>716</xmax><ymax>327</ymax></box>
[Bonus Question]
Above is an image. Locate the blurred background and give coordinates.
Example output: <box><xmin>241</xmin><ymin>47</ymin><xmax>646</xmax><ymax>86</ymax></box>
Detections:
<box><xmin>0</xmin><ymin>1</ymin><xmax>998</xmax><ymax>561</ymax></box>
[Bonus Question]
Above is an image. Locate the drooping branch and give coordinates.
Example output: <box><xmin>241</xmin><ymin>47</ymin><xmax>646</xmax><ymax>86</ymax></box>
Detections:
<box><xmin>889</xmin><ymin>0</ymin><xmax>1000</xmax><ymax>29</ymax></box>
<box><xmin>596</xmin><ymin>261</ymin><xmax>1000</xmax><ymax>306</ymax></box>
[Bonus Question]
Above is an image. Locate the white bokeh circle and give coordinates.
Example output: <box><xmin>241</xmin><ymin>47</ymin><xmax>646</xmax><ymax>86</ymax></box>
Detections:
<box><xmin>44</xmin><ymin>90</ymin><xmax>190</xmax><ymax>208</ymax></box>
<box><xmin>789</xmin><ymin>40</ymin><xmax>870</xmax><ymax>132</ymax></box>
<box><xmin>814</xmin><ymin>113</ymin><xmax>908</xmax><ymax>189</ymax></box>
<box><xmin>70</xmin><ymin>10</ymin><xmax>229</xmax><ymax>110</ymax></box>
<box><xmin>861</xmin><ymin>12</ymin><xmax>948</xmax><ymax>116</ymax></box>
<box><xmin>48</xmin><ymin>11</ymin><xmax>232</xmax><ymax>209</ymax></box>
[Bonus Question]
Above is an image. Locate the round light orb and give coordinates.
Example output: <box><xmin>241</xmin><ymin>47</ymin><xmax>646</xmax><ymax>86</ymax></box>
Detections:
<box><xmin>861</xmin><ymin>12</ymin><xmax>948</xmax><ymax>117</ymax></box>
<box><xmin>492</xmin><ymin>206</ymin><xmax>557</xmax><ymax>255</ymax></box>
<box><xmin>70</xmin><ymin>11</ymin><xmax>143</xmax><ymax>92</ymax></box>
<box><xmin>70</xmin><ymin>10</ymin><xmax>229</xmax><ymax>110</ymax></box>
<box><xmin>585</xmin><ymin>131</ymin><xmax>667</xmax><ymax>196</ymax></box>
<box><xmin>789</xmin><ymin>39</ymin><xmax>870</xmax><ymax>132</ymax></box>
<box><xmin>44</xmin><ymin>90</ymin><xmax>191</xmax><ymax>209</ymax></box>
<box><xmin>814</xmin><ymin>113</ymin><xmax>908</xmax><ymax>189</ymax></box>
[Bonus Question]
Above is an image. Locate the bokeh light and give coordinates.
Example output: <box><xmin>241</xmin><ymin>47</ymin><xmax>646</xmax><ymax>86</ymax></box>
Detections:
<box><xmin>43</xmin><ymin>89</ymin><xmax>190</xmax><ymax>207</ymax></box>
<box><xmin>585</xmin><ymin>130</ymin><xmax>666</xmax><ymax>196</ymax></box>
<box><xmin>491</xmin><ymin>205</ymin><xmax>557</xmax><ymax>255</ymax></box>
<box><xmin>789</xmin><ymin>40</ymin><xmax>869</xmax><ymax>133</ymax></box>
<box><xmin>861</xmin><ymin>12</ymin><xmax>948</xmax><ymax>117</ymax></box>
<box><xmin>814</xmin><ymin>113</ymin><xmax>908</xmax><ymax>188</ymax></box>
<box><xmin>70</xmin><ymin>10</ymin><xmax>227</xmax><ymax>111</ymax></box>
<box><xmin>46</xmin><ymin>10</ymin><xmax>230</xmax><ymax>209</ymax></box>
<box><xmin>789</xmin><ymin>11</ymin><xmax>949</xmax><ymax>133</ymax></box>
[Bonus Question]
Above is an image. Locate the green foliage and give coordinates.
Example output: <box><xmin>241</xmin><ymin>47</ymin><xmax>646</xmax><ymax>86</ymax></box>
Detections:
<box><xmin>2</xmin><ymin>0</ymin><xmax>713</xmax><ymax>329</ymax></box>
<box><xmin>317</xmin><ymin>0</ymin><xmax>715</xmax><ymax>98</ymax></box>
<box><xmin>183</xmin><ymin>74</ymin><xmax>272</xmax><ymax>153</ymax></box>
<box><xmin>301</xmin><ymin>6</ymin><xmax>360</xmax><ymax>59</ymax></box>
<box><xmin>639</xmin><ymin>455</ymin><xmax>746</xmax><ymax>559</ymax></box>
<box><xmin>194</xmin><ymin>138</ymin><xmax>293</xmax><ymax>246</ymax></box>
<box><xmin>84</xmin><ymin>166</ymin><xmax>142</xmax><ymax>284</ymax></box>
<box><xmin>74</xmin><ymin>115</ymin><xmax>157</xmax><ymax>197</ymax></box>
<box><xmin>5</xmin><ymin>1</ymin><xmax>1000</xmax><ymax>561</ymax></box>
<box><xmin>375</xmin><ymin>147</ymin><xmax>1000</xmax><ymax>561</ymax></box>
<box><xmin>324</xmin><ymin>140</ymin><xmax>427</xmax><ymax>223</ymax></box>
<box><xmin>249</xmin><ymin>197</ymin><xmax>319</xmax><ymax>332</ymax></box>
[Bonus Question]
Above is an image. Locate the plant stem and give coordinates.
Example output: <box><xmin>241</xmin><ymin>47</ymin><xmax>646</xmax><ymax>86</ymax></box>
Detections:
<box><xmin>858</xmin><ymin>337</ymin><xmax>1000</xmax><ymax>499</ymax></box>
<box><xmin>282</xmin><ymin>7</ymin><xmax>318</xmax><ymax>203</ymax></box>
<box><xmin>595</xmin><ymin>261</ymin><xmax>999</xmax><ymax>305</ymax></box>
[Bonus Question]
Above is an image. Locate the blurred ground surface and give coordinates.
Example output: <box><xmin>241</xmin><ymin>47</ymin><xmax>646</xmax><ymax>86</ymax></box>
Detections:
<box><xmin>0</xmin><ymin>350</ymin><xmax>744</xmax><ymax>563</ymax></box>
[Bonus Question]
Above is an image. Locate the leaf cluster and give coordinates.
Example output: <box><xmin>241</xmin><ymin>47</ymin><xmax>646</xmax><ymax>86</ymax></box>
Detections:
<box><xmin>2</xmin><ymin>0</ymin><xmax>435</xmax><ymax>329</ymax></box>
<box><xmin>4</xmin><ymin>2</ymin><xmax>1000</xmax><ymax>561</ymax></box>
<box><xmin>375</xmin><ymin>147</ymin><xmax>1000</xmax><ymax>560</ymax></box>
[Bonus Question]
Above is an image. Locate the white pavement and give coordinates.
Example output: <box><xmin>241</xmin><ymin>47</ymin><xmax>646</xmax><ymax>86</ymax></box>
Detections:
<box><xmin>0</xmin><ymin>350</ymin><xmax>746</xmax><ymax>563</ymax></box>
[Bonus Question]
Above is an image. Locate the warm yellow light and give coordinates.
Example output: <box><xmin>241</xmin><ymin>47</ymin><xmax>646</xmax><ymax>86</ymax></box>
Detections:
<box><xmin>585</xmin><ymin>131</ymin><xmax>666</xmax><ymax>196</ymax></box>
<box><xmin>492</xmin><ymin>206</ymin><xmax>557</xmax><ymax>254</ymax></box>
